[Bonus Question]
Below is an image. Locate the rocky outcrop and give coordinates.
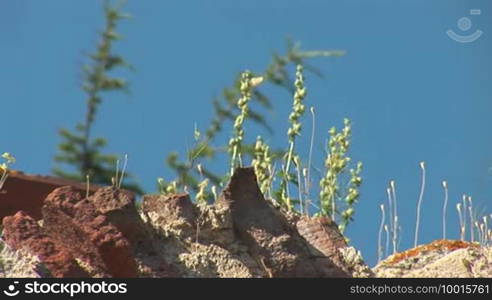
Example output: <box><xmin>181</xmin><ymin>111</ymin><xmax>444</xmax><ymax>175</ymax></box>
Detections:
<box><xmin>41</xmin><ymin>186</ymin><xmax>138</xmax><ymax>277</ymax></box>
<box><xmin>0</xmin><ymin>171</ymin><xmax>101</xmax><ymax>221</ymax></box>
<box><xmin>216</xmin><ymin>168</ymin><xmax>351</xmax><ymax>277</ymax></box>
<box><xmin>0</xmin><ymin>246</ymin><xmax>46</xmax><ymax>278</ymax></box>
<box><xmin>139</xmin><ymin>168</ymin><xmax>358</xmax><ymax>277</ymax></box>
<box><xmin>0</xmin><ymin>167</ymin><xmax>366</xmax><ymax>278</ymax></box>
<box><xmin>2</xmin><ymin>211</ymin><xmax>88</xmax><ymax>277</ymax></box>
<box><xmin>2</xmin><ymin>167</ymin><xmax>490</xmax><ymax>278</ymax></box>
<box><xmin>296</xmin><ymin>216</ymin><xmax>374</xmax><ymax>277</ymax></box>
<box><xmin>373</xmin><ymin>240</ymin><xmax>492</xmax><ymax>278</ymax></box>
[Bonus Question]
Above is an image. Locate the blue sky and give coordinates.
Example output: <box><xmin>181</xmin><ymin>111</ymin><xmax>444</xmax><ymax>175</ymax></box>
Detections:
<box><xmin>1</xmin><ymin>0</ymin><xmax>491</xmax><ymax>267</ymax></box>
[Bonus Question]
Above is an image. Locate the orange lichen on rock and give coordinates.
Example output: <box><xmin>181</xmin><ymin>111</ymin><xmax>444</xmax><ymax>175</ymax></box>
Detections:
<box><xmin>388</xmin><ymin>239</ymin><xmax>479</xmax><ymax>265</ymax></box>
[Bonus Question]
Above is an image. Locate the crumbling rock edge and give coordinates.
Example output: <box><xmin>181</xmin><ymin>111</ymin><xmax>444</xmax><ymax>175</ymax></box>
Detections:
<box><xmin>373</xmin><ymin>240</ymin><xmax>492</xmax><ymax>278</ymax></box>
<box><xmin>1</xmin><ymin>167</ymin><xmax>488</xmax><ymax>278</ymax></box>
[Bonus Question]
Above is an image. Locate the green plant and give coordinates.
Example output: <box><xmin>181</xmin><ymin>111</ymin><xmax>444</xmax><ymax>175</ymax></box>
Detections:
<box><xmin>225</xmin><ymin>64</ymin><xmax>362</xmax><ymax>232</ymax></box>
<box><xmin>158</xmin><ymin>177</ymin><xmax>177</xmax><ymax>195</ymax></box>
<box><xmin>155</xmin><ymin>40</ymin><xmax>362</xmax><ymax>232</ymax></box>
<box><xmin>164</xmin><ymin>40</ymin><xmax>345</xmax><ymax>195</ymax></box>
<box><xmin>278</xmin><ymin>64</ymin><xmax>307</xmax><ymax>212</ymax></box>
<box><xmin>53</xmin><ymin>1</ymin><xmax>142</xmax><ymax>194</ymax></box>
<box><xmin>228</xmin><ymin>71</ymin><xmax>264</xmax><ymax>175</ymax></box>
<box><xmin>0</xmin><ymin>152</ymin><xmax>15</xmax><ymax>191</ymax></box>
<box><xmin>251</xmin><ymin>136</ymin><xmax>274</xmax><ymax>197</ymax></box>
<box><xmin>196</xmin><ymin>178</ymin><xmax>210</xmax><ymax>205</ymax></box>
<box><xmin>319</xmin><ymin>119</ymin><xmax>363</xmax><ymax>233</ymax></box>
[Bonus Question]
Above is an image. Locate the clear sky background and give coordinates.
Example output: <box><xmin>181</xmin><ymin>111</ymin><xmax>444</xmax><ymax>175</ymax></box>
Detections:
<box><xmin>1</xmin><ymin>0</ymin><xmax>491</xmax><ymax>267</ymax></box>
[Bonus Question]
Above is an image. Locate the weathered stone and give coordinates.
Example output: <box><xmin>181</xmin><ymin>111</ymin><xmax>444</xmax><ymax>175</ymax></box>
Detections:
<box><xmin>0</xmin><ymin>170</ymin><xmax>102</xmax><ymax>221</ymax></box>
<box><xmin>218</xmin><ymin>167</ymin><xmax>351</xmax><ymax>277</ymax></box>
<box><xmin>42</xmin><ymin>186</ymin><xmax>137</xmax><ymax>277</ymax></box>
<box><xmin>2</xmin><ymin>211</ymin><xmax>88</xmax><ymax>277</ymax></box>
<box><xmin>296</xmin><ymin>216</ymin><xmax>374</xmax><ymax>277</ymax></box>
<box><xmin>0</xmin><ymin>245</ymin><xmax>46</xmax><ymax>278</ymax></box>
<box><xmin>143</xmin><ymin>193</ymin><xmax>261</xmax><ymax>278</ymax></box>
<box><xmin>143</xmin><ymin>193</ymin><xmax>196</xmax><ymax>227</ymax></box>
<box><xmin>90</xmin><ymin>187</ymin><xmax>179</xmax><ymax>277</ymax></box>
<box><xmin>0</xmin><ymin>169</ymin><xmax>381</xmax><ymax>278</ymax></box>
<box><xmin>89</xmin><ymin>187</ymin><xmax>147</xmax><ymax>248</ymax></box>
<box><xmin>373</xmin><ymin>240</ymin><xmax>492</xmax><ymax>278</ymax></box>
<box><xmin>142</xmin><ymin>193</ymin><xmax>197</xmax><ymax>240</ymax></box>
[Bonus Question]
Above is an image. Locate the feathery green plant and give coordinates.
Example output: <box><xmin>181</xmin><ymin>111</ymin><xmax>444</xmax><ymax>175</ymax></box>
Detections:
<box><xmin>164</xmin><ymin>40</ymin><xmax>345</xmax><ymax>194</ymax></box>
<box><xmin>158</xmin><ymin>59</ymin><xmax>363</xmax><ymax>235</ymax></box>
<box><xmin>158</xmin><ymin>177</ymin><xmax>177</xmax><ymax>195</ymax></box>
<box><xmin>251</xmin><ymin>136</ymin><xmax>274</xmax><ymax>197</ymax></box>
<box><xmin>228</xmin><ymin>71</ymin><xmax>263</xmax><ymax>174</ymax></box>
<box><xmin>154</xmin><ymin>41</ymin><xmax>362</xmax><ymax>231</ymax></box>
<box><xmin>227</xmin><ymin>64</ymin><xmax>362</xmax><ymax>231</ymax></box>
<box><xmin>53</xmin><ymin>0</ymin><xmax>143</xmax><ymax>194</ymax></box>
<box><xmin>196</xmin><ymin>178</ymin><xmax>210</xmax><ymax>205</ymax></box>
<box><xmin>0</xmin><ymin>152</ymin><xmax>15</xmax><ymax>191</ymax></box>
<box><xmin>319</xmin><ymin>118</ymin><xmax>363</xmax><ymax>232</ymax></box>
<box><xmin>278</xmin><ymin>65</ymin><xmax>307</xmax><ymax>212</ymax></box>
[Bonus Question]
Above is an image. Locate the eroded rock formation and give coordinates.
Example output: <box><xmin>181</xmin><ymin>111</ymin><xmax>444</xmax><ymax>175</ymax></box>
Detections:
<box><xmin>6</xmin><ymin>168</ymin><xmax>487</xmax><ymax>278</ymax></box>
<box><xmin>0</xmin><ymin>167</ymin><xmax>368</xmax><ymax>278</ymax></box>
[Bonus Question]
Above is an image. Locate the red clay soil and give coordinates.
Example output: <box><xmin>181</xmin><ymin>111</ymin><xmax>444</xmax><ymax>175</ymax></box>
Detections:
<box><xmin>0</xmin><ymin>170</ymin><xmax>104</xmax><ymax>221</ymax></box>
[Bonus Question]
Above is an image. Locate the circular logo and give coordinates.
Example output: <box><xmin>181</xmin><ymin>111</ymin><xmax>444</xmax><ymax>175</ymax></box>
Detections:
<box><xmin>457</xmin><ymin>17</ymin><xmax>472</xmax><ymax>31</ymax></box>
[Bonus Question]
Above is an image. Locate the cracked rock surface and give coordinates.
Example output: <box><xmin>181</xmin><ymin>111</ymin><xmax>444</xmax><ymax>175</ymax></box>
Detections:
<box><xmin>373</xmin><ymin>240</ymin><xmax>492</xmax><ymax>278</ymax></box>
<box><xmin>1</xmin><ymin>167</ymin><xmax>366</xmax><ymax>278</ymax></box>
<box><xmin>3</xmin><ymin>168</ymin><xmax>488</xmax><ymax>278</ymax></box>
